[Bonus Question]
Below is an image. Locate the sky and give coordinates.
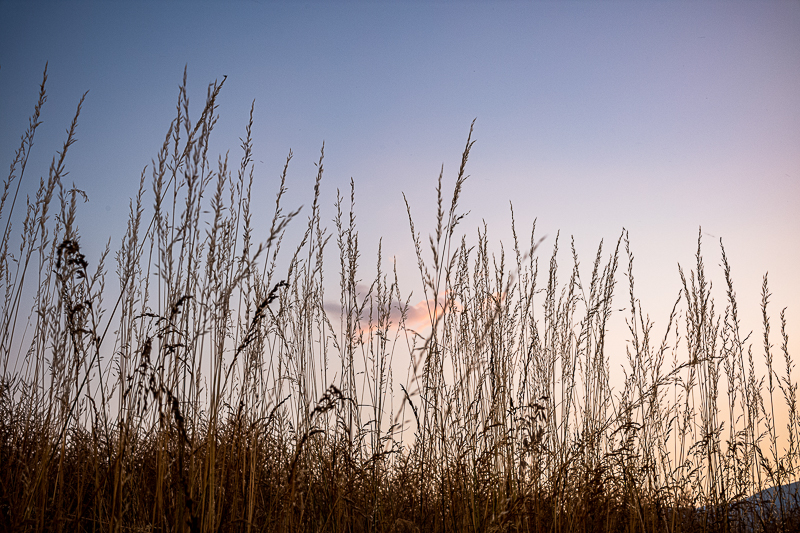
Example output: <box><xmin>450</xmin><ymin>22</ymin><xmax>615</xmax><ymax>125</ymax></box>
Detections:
<box><xmin>1</xmin><ymin>1</ymin><xmax>799</xmax><ymax>390</ymax></box>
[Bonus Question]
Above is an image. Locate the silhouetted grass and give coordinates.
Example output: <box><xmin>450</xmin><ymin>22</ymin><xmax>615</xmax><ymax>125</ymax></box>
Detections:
<box><xmin>1</xmin><ymin>67</ymin><xmax>798</xmax><ymax>532</ymax></box>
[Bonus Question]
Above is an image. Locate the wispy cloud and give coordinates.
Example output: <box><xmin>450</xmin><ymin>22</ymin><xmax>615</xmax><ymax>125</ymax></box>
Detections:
<box><xmin>322</xmin><ymin>289</ymin><xmax>455</xmax><ymax>335</ymax></box>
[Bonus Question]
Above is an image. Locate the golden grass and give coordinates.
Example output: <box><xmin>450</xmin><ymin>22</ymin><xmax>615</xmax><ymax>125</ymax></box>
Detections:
<box><xmin>1</xmin><ymin>67</ymin><xmax>798</xmax><ymax>532</ymax></box>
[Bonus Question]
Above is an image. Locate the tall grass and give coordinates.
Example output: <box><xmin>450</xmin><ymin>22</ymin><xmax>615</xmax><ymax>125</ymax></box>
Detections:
<box><xmin>1</xmin><ymin>68</ymin><xmax>798</xmax><ymax>532</ymax></box>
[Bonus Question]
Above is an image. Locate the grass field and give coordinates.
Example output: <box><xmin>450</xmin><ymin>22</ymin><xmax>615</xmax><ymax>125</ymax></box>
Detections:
<box><xmin>1</xmin><ymin>69</ymin><xmax>798</xmax><ymax>532</ymax></box>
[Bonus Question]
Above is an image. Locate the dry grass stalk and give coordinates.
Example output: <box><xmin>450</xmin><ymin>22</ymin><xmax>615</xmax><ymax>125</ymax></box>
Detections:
<box><xmin>0</xmin><ymin>68</ymin><xmax>797</xmax><ymax>532</ymax></box>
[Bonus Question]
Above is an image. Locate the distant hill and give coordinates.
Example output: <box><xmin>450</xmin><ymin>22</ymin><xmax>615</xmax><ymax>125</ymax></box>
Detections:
<box><xmin>703</xmin><ymin>481</ymin><xmax>800</xmax><ymax>531</ymax></box>
<box><xmin>745</xmin><ymin>480</ymin><xmax>800</xmax><ymax>515</ymax></box>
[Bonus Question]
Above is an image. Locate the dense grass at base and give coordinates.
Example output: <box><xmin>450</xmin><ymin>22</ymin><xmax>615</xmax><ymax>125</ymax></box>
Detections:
<box><xmin>1</xmin><ymin>69</ymin><xmax>798</xmax><ymax>532</ymax></box>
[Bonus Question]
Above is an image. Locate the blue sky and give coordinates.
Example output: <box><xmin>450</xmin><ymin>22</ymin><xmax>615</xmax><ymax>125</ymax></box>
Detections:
<box><xmin>1</xmin><ymin>0</ymin><xmax>799</xmax><ymax>369</ymax></box>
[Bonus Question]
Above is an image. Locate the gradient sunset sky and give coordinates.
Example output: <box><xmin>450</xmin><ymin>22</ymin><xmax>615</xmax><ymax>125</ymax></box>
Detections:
<box><xmin>1</xmin><ymin>1</ymin><xmax>798</xmax><ymax>374</ymax></box>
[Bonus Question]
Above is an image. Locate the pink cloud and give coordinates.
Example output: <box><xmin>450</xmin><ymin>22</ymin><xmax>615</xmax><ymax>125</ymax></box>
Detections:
<box><xmin>322</xmin><ymin>290</ymin><xmax>457</xmax><ymax>335</ymax></box>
